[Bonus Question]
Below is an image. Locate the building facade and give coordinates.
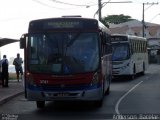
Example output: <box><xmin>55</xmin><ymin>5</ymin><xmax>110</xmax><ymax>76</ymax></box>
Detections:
<box><xmin>109</xmin><ymin>19</ymin><xmax>160</xmax><ymax>38</ymax></box>
<box><xmin>109</xmin><ymin>20</ymin><xmax>160</xmax><ymax>63</ymax></box>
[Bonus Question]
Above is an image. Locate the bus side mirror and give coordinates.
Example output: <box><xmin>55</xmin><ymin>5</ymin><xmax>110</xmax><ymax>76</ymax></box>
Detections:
<box><xmin>20</xmin><ymin>34</ymin><xmax>27</xmax><ymax>49</ymax></box>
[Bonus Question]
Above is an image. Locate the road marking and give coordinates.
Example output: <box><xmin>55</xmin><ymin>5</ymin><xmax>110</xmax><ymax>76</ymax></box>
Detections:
<box><xmin>115</xmin><ymin>81</ymin><xmax>143</xmax><ymax>114</ymax></box>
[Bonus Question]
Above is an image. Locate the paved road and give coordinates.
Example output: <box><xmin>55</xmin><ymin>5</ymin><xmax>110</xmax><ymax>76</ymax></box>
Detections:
<box><xmin>0</xmin><ymin>80</ymin><xmax>24</xmax><ymax>105</ymax></box>
<box><xmin>0</xmin><ymin>64</ymin><xmax>160</xmax><ymax>120</ymax></box>
<box><xmin>119</xmin><ymin>72</ymin><xmax>160</xmax><ymax>114</ymax></box>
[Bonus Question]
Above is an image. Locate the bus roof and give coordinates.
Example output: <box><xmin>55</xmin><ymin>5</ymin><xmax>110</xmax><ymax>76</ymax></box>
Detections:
<box><xmin>28</xmin><ymin>17</ymin><xmax>110</xmax><ymax>33</ymax></box>
<box><xmin>29</xmin><ymin>17</ymin><xmax>97</xmax><ymax>23</ymax></box>
<box><xmin>111</xmin><ymin>34</ymin><xmax>147</xmax><ymax>41</ymax></box>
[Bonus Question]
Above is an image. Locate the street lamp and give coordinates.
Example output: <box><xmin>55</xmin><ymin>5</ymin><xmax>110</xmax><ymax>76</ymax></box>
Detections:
<box><xmin>150</xmin><ymin>13</ymin><xmax>160</xmax><ymax>22</ymax></box>
<box><xmin>94</xmin><ymin>1</ymin><xmax>132</xmax><ymax>21</ymax></box>
<box><xmin>94</xmin><ymin>0</ymin><xmax>110</xmax><ymax>20</ymax></box>
<box><xmin>142</xmin><ymin>2</ymin><xmax>158</xmax><ymax>37</ymax></box>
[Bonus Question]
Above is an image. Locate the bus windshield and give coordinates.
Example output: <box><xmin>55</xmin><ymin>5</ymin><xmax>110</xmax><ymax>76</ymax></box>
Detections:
<box><xmin>28</xmin><ymin>32</ymin><xmax>99</xmax><ymax>74</ymax></box>
<box><xmin>112</xmin><ymin>43</ymin><xmax>130</xmax><ymax>61</ymax></box>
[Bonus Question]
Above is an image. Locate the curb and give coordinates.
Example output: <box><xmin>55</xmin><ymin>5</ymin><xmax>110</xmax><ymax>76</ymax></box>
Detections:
<box><xmin>0</xmin><ymin>91</ymin><xmax>24</xmax><ymax>105</ymax></box>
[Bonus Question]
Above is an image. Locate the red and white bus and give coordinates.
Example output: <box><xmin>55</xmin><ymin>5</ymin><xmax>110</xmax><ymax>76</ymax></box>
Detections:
<box><xmin>20</xmin><ymin>16</ymin><xmax>112</xmax><ymax>108</ymax></box>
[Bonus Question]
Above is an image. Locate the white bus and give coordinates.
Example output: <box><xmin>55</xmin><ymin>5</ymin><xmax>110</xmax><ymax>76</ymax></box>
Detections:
<box><xmin>111</xmin><ymin>34</ymin><xmax>148</xmax><ymax>79</ymax></box>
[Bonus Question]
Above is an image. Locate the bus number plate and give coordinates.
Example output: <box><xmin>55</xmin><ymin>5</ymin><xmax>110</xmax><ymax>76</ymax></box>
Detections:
<box><xmin>57</xmin><ymin>93</ymin><xmax>69</xmax><ymax>97</ymax></box>
<box><xmin>45</xmin><ymin>92</ymin><xmax>69</xmax><ymax>97</ymax></box>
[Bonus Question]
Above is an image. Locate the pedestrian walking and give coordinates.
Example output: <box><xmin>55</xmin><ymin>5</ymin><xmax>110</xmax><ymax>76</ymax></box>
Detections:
<box><xmin>1</xmin><ymin>55</ymin><xmax>9</xmax><ymax>87</ymax></box>
<box><xmin>13</xmin><ymin>53</ymin><xmax>23</xmax><ymax>82</ymax></box>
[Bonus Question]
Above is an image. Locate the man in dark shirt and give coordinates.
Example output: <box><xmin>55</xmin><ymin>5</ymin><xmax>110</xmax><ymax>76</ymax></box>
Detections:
<box><xmin>1</xmin><ymin>55</ymin><xmax>9</xmax><ymax>87</ymax></box>
<box><xmin>13</xmin><ymin>53</ymin><xmax>23</xmax><ymax>82</ymax></box>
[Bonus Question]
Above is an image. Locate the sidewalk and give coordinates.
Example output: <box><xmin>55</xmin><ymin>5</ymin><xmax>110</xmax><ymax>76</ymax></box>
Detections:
<box><xmin>0</xmin><ymin>80</ymin><xmax>24</xmax><ymax>105</ymax></box>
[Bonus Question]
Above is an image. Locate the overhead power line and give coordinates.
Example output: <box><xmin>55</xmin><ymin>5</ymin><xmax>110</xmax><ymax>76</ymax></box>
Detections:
<box><xmin>32</xmin><ymin>0</ymin><xmax>65</xmax><ymax>9</ymax></box>
<box><xmin>33</xmin><ymin>0</ymin><xmax>97</xmax><ymax>10</ymax></box>
<box><xmin>96</xmin><ymin>0</ymin><xmax>132</xmax><ymax>21</ymax></box>
<box><xmin>32</xmin><ymin>0</ymin><xmax>86</xmax><ymax>10</ymax></box>
<box><xmin>49</xmin><ymin>0</ymin><xmax>95</xmax><ymax>7</ymax></box>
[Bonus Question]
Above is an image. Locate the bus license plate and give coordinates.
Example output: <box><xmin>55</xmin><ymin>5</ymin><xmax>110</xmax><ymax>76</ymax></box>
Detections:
<box><xmin>45</xmin><ymin>92</ymin><xmax>69</xmax><ymax>97</ymax></box>
<box><xmin>57</xmin><ymin>93</ymin><xmax>69</xmax><ymax>97</ymax></box>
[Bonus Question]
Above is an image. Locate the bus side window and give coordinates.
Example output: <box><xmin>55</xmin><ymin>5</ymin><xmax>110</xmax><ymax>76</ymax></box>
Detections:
<box><xmin>130</xmin><ymin>41</ymin><xmax>134</xmax><ymax>54</ymax></box>
<box><xmin>100</xmin><ymin>32</ymin><xmax>111</xmax><ymax>55</ymax></box>
<box><xmin>105</xmin><ymin>34</ymin><xmax>112</xmax><ymax>54</ymax></box>
<box><xmin>99</xmin><ymin>31</ymin><xmax>105</xmax><ymax>56</ymax></box>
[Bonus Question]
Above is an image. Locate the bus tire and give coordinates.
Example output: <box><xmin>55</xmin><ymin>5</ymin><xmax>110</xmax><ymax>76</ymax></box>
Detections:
<box><xmin>130</xmin><ymin>74</ymin><xmax>135</xmax><ymax>80</ymax></box>
<box><xmin>105</xmin><ymin>78</ymin><xmax>111</xmax><ymax>95</ymax></box>
<box><xmin>105</xmin><ymin>86</ymin><xmax>110</xmax><ymax>95</ymax></box>
<box><xmin>94</xmin><ymin>89</ymin><xmax>104</xmax><ymax>107</ymax></box>
<box><xmin>141</xmin><ymin>63</ymin><xmax>145</xmax><ymax>75</ymax></box>
<box><xmin>24</xmin><ymin>88</ymin><xmax>27</xmax><ymax>98</ymax></box>
<box><xmin>130</xmin><ymin>65</ymin><xmax>136</xmax><ymax>80</ymax></box>
<box><xmin>36</xmin><ymin>101</ymin><xmax>45</xmax><ymax>109</ymax></box>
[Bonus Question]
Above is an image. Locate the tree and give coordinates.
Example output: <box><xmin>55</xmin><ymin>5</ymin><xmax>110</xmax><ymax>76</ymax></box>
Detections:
<box><xmin>101</xmin><ymin>14</ymin><xmax>134</xmax><ymax>27</ymax></box>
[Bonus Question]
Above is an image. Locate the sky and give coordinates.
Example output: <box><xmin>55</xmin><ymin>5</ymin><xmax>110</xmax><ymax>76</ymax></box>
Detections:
<box><xmin>0</xmin><ymin>0</ymin><xmax>160</xmax><ymax>59</ymax></box>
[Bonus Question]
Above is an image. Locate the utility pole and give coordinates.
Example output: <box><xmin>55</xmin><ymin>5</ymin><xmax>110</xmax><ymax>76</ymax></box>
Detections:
<box><xmin>96</xmin><ymin>1</ymin><xmax>132</xmax><ymax>21</ymax></box>
<box><xmin>98</xmin><ymin>0</ymin><xmax>102</xmax><ymax>21</ymax></box>
<box><xmin>142</xmin><ymin>3</ymin><xmax>145</xmax><ymax>37</ymax></box>
<box><xmin>142</xmin><ymin>2</ymin><xmax>158</xmax><ymax>37</ymax></box>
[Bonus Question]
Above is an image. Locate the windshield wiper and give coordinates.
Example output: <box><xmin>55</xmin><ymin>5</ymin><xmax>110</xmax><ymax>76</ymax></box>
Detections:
<box><xmin>66</xmin><ymin>32</ymin><xmax>82</xmax><ymax>47</ymax></box>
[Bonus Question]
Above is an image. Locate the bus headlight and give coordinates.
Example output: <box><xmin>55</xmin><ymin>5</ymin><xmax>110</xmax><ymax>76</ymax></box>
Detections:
<box><xmin>121</xmin><ymin>63</ymin><xmax>130</xmax><ymax>70</ymax></box>
<box><xmin>91</xmin><ymin>72</ymin><xmax>99</xmax><ymax>86</ymax></box>
<box><xmin>26</xmin><ymin>73</ymin><xmax>35</xmax><ymax>86</ymax></box>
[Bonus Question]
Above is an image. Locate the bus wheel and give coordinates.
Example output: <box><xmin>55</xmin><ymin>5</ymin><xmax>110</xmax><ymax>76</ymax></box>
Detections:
<box><xmin>130</xmin><ymin>65</ymin><xmax>136</xmax><ymax>80</ymax></box>
<box><xmin>105</xmin><ymin>86</ymin><xmax>110</xmax><ymax>95</ymax></box>
<box><xmin>36</xmin><ymin>101</ymin><xmax>45</xmax><ymax>108</ymax></box>
<box><xmin>105</xmin><ymin>79</ymin><xmax>111</xmax><ymax>95</ymax></box>
<box><xmin>130</xmin><ymin>74</ymin><xmax>135</xmax><ymax>80</ymax></box>
<box><xmin>141</xmin><ymin>63</ymin><xmax>145</xmax><ymax>75</ymax></box>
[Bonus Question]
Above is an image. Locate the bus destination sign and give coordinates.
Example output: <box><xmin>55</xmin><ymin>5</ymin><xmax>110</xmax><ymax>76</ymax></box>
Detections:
<box><xmin>111</xmin><ymin>36</ymin><xmax>128</xmax><ymax>42</ymax></box>
<box><xmin>29</xmin><ymin>18</ymin><xmax>98</xmax><ymax>31</ymax></box>
<box><xmin>45</xmin><ymin>21</ymin><xmax>82</xmax><ymax>29</ymax></box>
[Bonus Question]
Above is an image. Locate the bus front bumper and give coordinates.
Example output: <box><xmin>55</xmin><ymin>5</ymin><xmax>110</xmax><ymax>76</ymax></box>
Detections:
<box><xmin>26</xmin><ymin>87</ymin><xmax>103</xmax><ymax>101</ymax></box>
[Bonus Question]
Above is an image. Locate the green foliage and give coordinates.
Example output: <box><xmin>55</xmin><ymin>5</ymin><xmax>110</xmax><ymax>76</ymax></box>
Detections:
<box><xmin>101</xmin><ymin>14</ymin><xmax>134</xmax><ymax>27</ymax></box>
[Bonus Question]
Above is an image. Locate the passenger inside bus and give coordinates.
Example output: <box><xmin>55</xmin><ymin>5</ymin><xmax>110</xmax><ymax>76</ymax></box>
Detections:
<box><xmin>29</xmin><ymin>33</ymin><xmax>99</xmax><ymax>74</ymax></box>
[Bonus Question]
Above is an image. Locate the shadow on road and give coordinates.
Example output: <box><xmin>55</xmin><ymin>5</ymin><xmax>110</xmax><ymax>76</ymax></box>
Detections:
<box><xmin>39</xmin><ymin>100</ymin><xmax>100</xmax><ymax>112</ymax></box>
<box><xmin>112</xmin><ymin>72</ymin><xmax>145</xmax><ymax>83</ymax></box>
<box><xmin>33</xmin><ymin>101</ymin><xmax>105</xmax><ymax>119</ymax></box>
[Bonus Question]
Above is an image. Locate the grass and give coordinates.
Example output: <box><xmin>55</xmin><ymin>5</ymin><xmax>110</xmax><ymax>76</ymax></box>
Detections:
<box><xmin>9</xmin><ymin>73</ymin><xmax>17</xmax><ymax>80</ymax></box>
